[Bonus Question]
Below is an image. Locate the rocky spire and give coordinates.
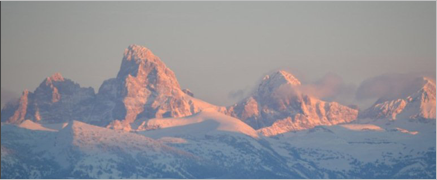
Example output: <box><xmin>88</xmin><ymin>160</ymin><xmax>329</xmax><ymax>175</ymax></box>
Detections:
<box><xmin>5</xmin><ymin>90</ymin><xmax>30</xmax><ymax>124</ymax></box>
<box><xmin>45</xmin><ymin>72</ymin><xmax>65</xmax><ymax>85</ymax></box>
<box><xmin>95</xmin><ymin>45</ymin><xmax>222</xmax><ymax>130</ymax></box>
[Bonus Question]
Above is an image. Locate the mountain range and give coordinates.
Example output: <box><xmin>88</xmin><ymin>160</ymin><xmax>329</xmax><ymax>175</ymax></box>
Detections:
<box><xmin>1</xmin><ymin>44</ymin><xmax>435</xmax><ymax>178</ymax></box>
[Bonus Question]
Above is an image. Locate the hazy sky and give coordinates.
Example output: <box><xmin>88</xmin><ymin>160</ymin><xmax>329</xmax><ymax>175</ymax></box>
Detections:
<box><xmin>2</xmin><ymin>2</ymin><xmax>435</xmax><ymax>108</ymax></box>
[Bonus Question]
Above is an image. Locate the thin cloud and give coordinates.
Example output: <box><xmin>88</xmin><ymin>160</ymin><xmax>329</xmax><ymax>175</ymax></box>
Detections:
<box><xmin>298</xmin><ymin>72</ymin><xmax>357</xmax><ymax>102</ymax></box>
<box><xmin>355</xmin><ymin>72</ymin><xmax>435</xmax><ymax>101</ymax></box>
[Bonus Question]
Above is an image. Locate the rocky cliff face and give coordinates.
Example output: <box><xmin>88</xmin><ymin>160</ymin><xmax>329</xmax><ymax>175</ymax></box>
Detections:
<box><xmin>1</xmin><ymin>46</ymin><xmax>358</xmax><ymax>134</ymax></box>
<box><xmin>1</xmin><ymin>73</ymin><xmax>95</xmax><ymax>124</ymax></box>
<box><xmin>87</xmin><ymin>45</ymin><xmax>222</xmax><ymax>130</ymax></box>
<box><xmin>227</xmin><ymin>70</ymin><xmax>358</xmax><ymax>136</ymax></box>
<box><xmin>359</xmin><ymin>77</ymin><xmax>436</xmax><ymax>121</ymax></box>
<box><xmin>1</xmin><ymin>45</ymin><xmax>223</xmax><ymax>128</ymax></box>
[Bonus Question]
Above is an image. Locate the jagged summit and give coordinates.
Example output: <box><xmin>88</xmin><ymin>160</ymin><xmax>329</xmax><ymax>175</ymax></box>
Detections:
<box><xmin>266</xmin><ymin>70</ymin><xmax>301</xmax><ymax>85</ymax></box>
<box><xmin>373</xmin><ymin>76</ymin><xmax>435</xmax><ymax>104</ymax></box>
<box><xmin>259</xmin><ymin>70</ymin><xmax>301</xmax><ymax>89</ymax></box>
<box><xmin>90</xmin><ymin>44</ymin><xmax>222</xmax><ymax>130</ymax></box>
<box><xmin>40</xmin><ymin>73</ymin><xmax>67</xmax><ymax>103</ymax></box>
<box><xmin>2</xmin><ymin>90</ymin><xmax>30</xmax><ymax>124</ymax></box>
<box><xmin>256</xmin><ymin>70</ymin><xmax>302</xmax><ymax>101</ymax></box>
<box><xmin>116</xmin><ymin>44</ymin><xmax>181</xmax><ymax>88</ymax></box>
<box><xmin>124</xmin><ymin>44</ymin><xmax>157</xmax><ymax>63</ymax></box>
<box><xmin>360</xmin><ymin>76</ymin><xmax>436</xmax><ymax>120</ymax></box>
<box><xmin>227</xmin><ymin>70</ymin><xmax>358</xmax><ymax>134</ymax></box>
<box><xmin>45</xmin><ymin>73</ymin><xmax>65</xmax><ymax>85</ymax></box>
<box><xmin>0</xmin><ymin>44</ymin><xmax>221</xmax><ymax>128</ymax></box>
<box><xmin>1</xmin><ymin>75</ymin><xmax>95</xmax><ymax>124</ymax></box>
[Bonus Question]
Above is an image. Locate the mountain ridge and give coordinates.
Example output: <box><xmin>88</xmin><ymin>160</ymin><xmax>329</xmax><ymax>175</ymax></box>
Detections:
<box><xmin>1</xmin><ymin>44</ymin><xmax>435</xmax><ymax>179</ymax></box>
<box><xmin>2</xmin><ymin>44</ymin><xmax>435</xmax><ymax>136</ymax></box>
<box><xmin>227</xmin><ymin>70</ymin><xmax>358</xmax><ymax>136</ymax></box>
<box><xmin>359</xmin><ymin>77</ymin><xmax>436</xmax><ymax>121</ymax></box>
<box><xmin>1</xmin><ymin>73</ymin><xmax>96</xmax><ymax>124</ymax></box>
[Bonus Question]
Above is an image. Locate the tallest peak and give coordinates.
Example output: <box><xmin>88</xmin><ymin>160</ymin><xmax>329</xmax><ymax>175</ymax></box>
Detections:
<box><xmin>46</xmin><ymin>72</ymin><xmax>64</xmax><ymax>84</ymax></box>
<box><xmin>123</xmin><ymin>44</ymin><xmax>157</xmax><ymax>63</ymax></box>
<box><xmin>127</xmin><ymin>44</ymin><xmax>149</xmax><ymax>52</ymax></box>
<box><xmin>117</xmin><ymin>44</ymin><xmax>164</xmax><ymax>78</ymax></box>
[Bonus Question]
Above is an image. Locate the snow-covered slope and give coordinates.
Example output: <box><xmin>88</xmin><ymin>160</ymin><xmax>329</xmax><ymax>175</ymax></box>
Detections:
<box><xmin>138</xmin><ymin>113</ymin><xmax>311</xmax><ymax>178</ymax></box>
<box><xmin>360</xmin><ymin>77</ymin><xmax>436</xmax><ymax>121</ymax></box>
<box><xmin>267</xmin><ymin>120</ymin><xmax>435</xmax><ymax>178</ymax></box>
<box><xmin>1</xmin><ymin>45</ymin><xmax>435</xmax><ymax>179</ymax></box>
<box><xmin>1</xmin><ymin>121</ymin><xmax>216</xmax><ymax>178</ymax></box>
<box><xmin>138</xmin><ymin>108</ymin><xmax>258</xmax><ymax>138</ymax></box>
<box><xmin>227</xmin><ymin>70</ymin><xmax>358</xmax><ymax>136</ymax></box>
<box><xmin>18</xmin><ymin>120</ymin><xmax>57</xmax><ymax>132</ymax></box>
<box><xmin>2</xmin><ymin>113</ymin><xmax>435</xmax><ymax>178</ymax></box>
<box><xmin>340</xmin><ymin>124</ymin><xmax>384</xmax><ymax>131</ymax></box>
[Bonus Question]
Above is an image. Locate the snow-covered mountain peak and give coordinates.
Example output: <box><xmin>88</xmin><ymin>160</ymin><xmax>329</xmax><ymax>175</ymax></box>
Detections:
<box><xmin>123</xmin><ymin>44</ymin><xmax>156</xmax><ymax>63</ymax></box>
<box><xmin>255</xmin><ymin>70</ymin><xmax>302</xmax><ymax>102</ymax></box>
<box><xmin>360</xmin><ymin>76</ymin><xmax>436</xmax><ymax>120</ymax></box>
<box><xmin>94</xmin><ymin>45</ymin><xmax>224</xmax><ymax>129</ymax></box>
<box><xmin>259</xmin><ymin>70</ymin><xmax>301</xmax><ymax>90</ymax></box>
<box><xmin>117</xmin><ymin>44</ymin><xmax>180</xmax><ymax>89</ymax></box>
<box><xmin>227</xmin><ymin>70</ymin><xmax>358</xmax><ymax>134</ymax></box>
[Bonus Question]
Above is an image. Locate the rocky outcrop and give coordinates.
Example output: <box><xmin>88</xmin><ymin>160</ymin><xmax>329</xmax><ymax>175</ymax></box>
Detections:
<box><xmin>1</xmin><ymin>73</ymin><xmax>96</xmax><ymax>124</ymax></box>
<box><xmin>359</xmin><ymin>77</ymin><xmax>436</xmax><ymax>120</ymax></box>
<box><xmin>87</xmin><ymin>45</ymin><xmax>222</xmax><ymax>130</ymax></box>
<box><xmin>227</xmin><ymin>70</ymin><xmax>358</xmax><ymax>136</ymax></box>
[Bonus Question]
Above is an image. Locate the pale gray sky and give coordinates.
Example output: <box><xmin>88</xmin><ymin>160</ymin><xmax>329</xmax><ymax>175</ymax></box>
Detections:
<box><xmin>1</xmin><ymin>2</ymin><xmax>435</xmax><ymax>108</ymax></box>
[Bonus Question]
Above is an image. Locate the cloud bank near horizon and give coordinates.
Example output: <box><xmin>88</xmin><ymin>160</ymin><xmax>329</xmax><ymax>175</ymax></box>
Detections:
<box><xmin>228</xmin><ymin>71</ymin><xmax>435</xmax><ymax>110</ymax></box>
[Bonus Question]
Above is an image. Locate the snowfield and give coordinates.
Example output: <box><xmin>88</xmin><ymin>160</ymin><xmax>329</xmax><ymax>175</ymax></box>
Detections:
<box><xmin>340</xmin><ymin>124</ymin><xmax>384</xmax><ymax>131</ymax></box>
<box><xmin>1</xmin><ymin>45</ymin><xmax>435</xmax><ymax>178</ymax></box>
<box><xmin>143</xmin><ymin>108</ymin><xmax>259</xmax><ymax>138</ymax></box>
<box><xmin>2</xmin><ymin>115</ymin><xmax>435</xmax><ymax>179</ymax></box>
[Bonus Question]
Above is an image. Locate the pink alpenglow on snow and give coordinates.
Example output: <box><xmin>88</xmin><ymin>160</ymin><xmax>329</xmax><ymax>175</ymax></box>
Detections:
<box><xmin>1</xmin><ymin>43</ymin><xmax>435</xmax><ymax>179</ymax></box>
<box><xmin>360</xmin><ymin>77</ymin><xmax>436</xmax><ymax>120</ymax></box>
<box><xmin>227</xmin><ymin>70</ymin><xmax>358</xmax><ymax>136</ymax></box>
